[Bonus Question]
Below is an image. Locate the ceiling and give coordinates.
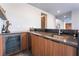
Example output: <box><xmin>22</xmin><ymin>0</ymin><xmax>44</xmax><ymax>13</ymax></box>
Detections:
<box><xmin>29</xmin><ymin>3</ymin><xmax>79</xmax><ymax>17</ymax></box>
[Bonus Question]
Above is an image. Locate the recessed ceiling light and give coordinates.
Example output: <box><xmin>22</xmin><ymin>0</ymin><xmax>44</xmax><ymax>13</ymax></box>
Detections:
<box><xmin>57</xmin><ymin>10</ymin><xmax>60</xmax><ymax>14</ymax></box>
<box><xmin>64</xmin><ymin>16</ymin><xmax>66</xmax><ymax>18</ymax></box>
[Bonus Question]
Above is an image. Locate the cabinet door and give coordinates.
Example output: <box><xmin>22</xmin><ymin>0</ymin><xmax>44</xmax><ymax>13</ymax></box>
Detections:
<box><xmin>0</xmin><ymin>35</ymin><xmax>4</xmax><ymax>56</ymax></box>
<box><xmin>63</xmin><ymin>44</ymin><xmax>76</xmax><ymax>56</ymax></box>
<box><xmin>31</xmin><ymin>34</ymin><xmax>48</xmax><ymax>56</ymax></box>
<box><xmin>46</xmin><ymin>39</ymin><xmax>54</xmax><ymax>56</ymax></box>
<box><xmin>31</xmin><ymin>34</ymin><xmax>38</xmax><ymax>55</ymax></box>
<box><xmin>21</xmin><ymin>32</ymin><xmax>27</xmax><ymax>50</ymax></box>
<box><xmin>47</xmin><ymin>40</ymin><xmax>76</xmax><ymax>56</ymax></box>
<box><xmin>39</xmin><ymin>37</ymin><xmax>45</xmax><ymax>56</ymax></box>
<box><xmin>31</xmin><ymin>34</ymin><xmax>76</xmax><ymax>56</ymax></box>
<box><xmin>31</xmin><ymin>34</ymin><xmax>44</xmax><ymax>56</ymax></box>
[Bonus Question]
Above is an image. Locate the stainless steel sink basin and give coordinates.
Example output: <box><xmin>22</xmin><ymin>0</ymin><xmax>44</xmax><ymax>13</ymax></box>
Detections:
<box><xmin>53</xmin><ymin>35</ymin><xmax>64</xmax><ymax>39</ymax></box>
<box><xmin>45</xmin><ymin>33</ymin><xmax>58</xmax><ymax>37</ymax></box>
<box><xmin>53</xmin><ymin>34</ymin><xmax>76</xmax><ymax>42</ymax></box>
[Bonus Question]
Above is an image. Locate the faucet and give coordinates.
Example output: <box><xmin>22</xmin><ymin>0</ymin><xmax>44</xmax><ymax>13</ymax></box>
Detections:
<box><xmin>58</xmin><ymin>28</ymin><xmax>61</xmax><ymax>35</ymax></box>
<box><xmin>57</xmin><ymin>24</ymin><xmax>61</xmax><ymax>35</ymax></box>
<box><xmin>73</xmin><ymin>30</ymin><xmax>77</xmax><ymax>40</ymax></box>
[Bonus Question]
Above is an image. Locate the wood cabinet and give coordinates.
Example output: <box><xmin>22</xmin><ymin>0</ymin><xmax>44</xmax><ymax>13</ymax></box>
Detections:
<box><xmin>30</xmin><ymin>34</ymin><xmax>44</xmax><ymax>56</ymax></box>
<box><xmin>0</xmin><ymin>35</ymin><xmax>4</xmax><ymax>56</ymax></box>
<box><xmin>21</xmin><ymin>32</ymin><xmax>27</xmax><ymax>50</ymax></box>
<box><xmin>31</xmin><ymin>34</ymin><xmax>76</xmax><ymax>56</ymax></box>
<box><xmin>47</xmin><ymin>40</ymin><xmax>76</xmax><ymax>56</ymax></box>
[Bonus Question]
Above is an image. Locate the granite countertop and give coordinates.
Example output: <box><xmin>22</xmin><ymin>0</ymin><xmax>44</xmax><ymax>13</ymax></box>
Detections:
<box><xmin>0</xmin><ymin>32</ymin><xmax>22</xmax><ymax>37</ymax></box>
<box><xmin>30</xmin><ymin>31</ymin><xmax>78</xmax><ymax>48</ymax></box>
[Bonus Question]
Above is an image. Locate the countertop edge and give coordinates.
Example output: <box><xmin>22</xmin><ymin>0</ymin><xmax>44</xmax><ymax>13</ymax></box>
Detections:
<box><xmin>29</xmin><ymin>31</ymin><xmax>78</xmax><ymax>48</ymax></box>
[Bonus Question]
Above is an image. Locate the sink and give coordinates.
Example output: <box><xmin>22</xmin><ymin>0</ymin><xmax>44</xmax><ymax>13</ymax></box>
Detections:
<box><xmin>52</xmin><ymin>35</ymin><xmax>68</xmax><ymax>43</ymax></box>
<box><xmin>45</xmin><ymin>33</ymin><xmax>54</xmax><ymax>36</ymax></box>
<box><xmin>53</xmin><ymin>34</ymin><xmax>76</xmax><ymax>42</ymax></box>
<box><xmin>53</xmin><ymin>35</ymin><xmax>64</xmax><ymax>39</ymax></box>
<box><xmin>45</xmin><ymin>33</ymin><xmax>58</xmax><ymax>37</ymax></box>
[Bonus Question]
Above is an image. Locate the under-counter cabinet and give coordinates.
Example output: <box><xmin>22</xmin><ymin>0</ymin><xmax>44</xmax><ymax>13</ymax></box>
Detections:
<box><xmin>21</xmin><ymin>32</ymin><xmax>28</xmax><ymax>50</ymax></box>
<box><xmin>0</xmin><ymin>32</ymin><xmax>27</xmax><ymax>56</ymax></box>
<box><xmin>30</xmin><ymin>34</ymin><xmax>76</xmax><ymax>56</ymax></box>
<box><xmin>0</xmin><ymin>35</ymin><xmax>3</xmax><ymax>56</ymax></box>
<box><xmin>31</xmin><ymin>34</ymin><xmax>46</xmax><ymax>56</ymax></box>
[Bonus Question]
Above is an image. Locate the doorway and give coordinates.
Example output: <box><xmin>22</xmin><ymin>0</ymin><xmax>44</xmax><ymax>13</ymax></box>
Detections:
<box><xmin>41</xmin><ymin>13</ymin><xmax>47</xmax><ymax>30</ymax></box>
<box><xmin>65</xmin><ymin>23</ymin><xmax>72</xmax><ymax>29</ymax></box>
